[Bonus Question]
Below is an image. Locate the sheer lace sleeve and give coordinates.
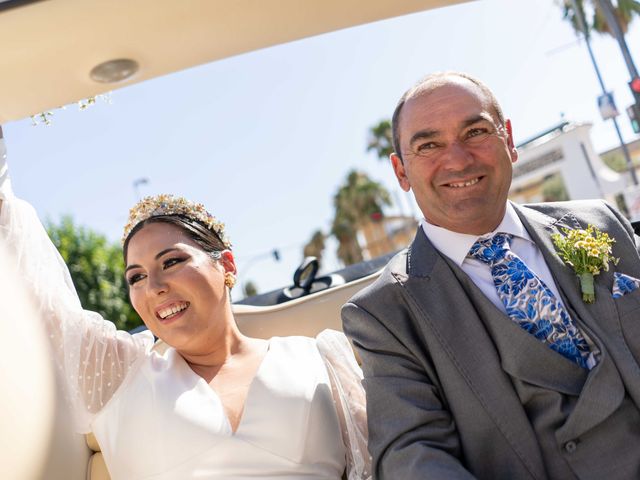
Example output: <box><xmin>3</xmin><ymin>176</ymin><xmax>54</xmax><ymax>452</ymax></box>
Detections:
<box><xmin>316</xmin><ymin>329</ymin><xmax>372</xmax><ymax>480</ymax></box>
<box><xmin>0</xmin><ymin>144</ymin><xmax>152</xmax><ymax>433</ymax></box>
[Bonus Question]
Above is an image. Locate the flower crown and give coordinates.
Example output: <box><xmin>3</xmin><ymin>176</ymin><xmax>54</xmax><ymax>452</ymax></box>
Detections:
<box><xmin>122</xmin><ymin>194</ymin><xmax>231</xmax><ymax>249</ymax></box>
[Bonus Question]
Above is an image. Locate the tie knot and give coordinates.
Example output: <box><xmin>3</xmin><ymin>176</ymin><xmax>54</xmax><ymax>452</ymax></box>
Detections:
<box><xmin>468</xmin><ymin>233</ymin><xmax>513</xmax><ymax>265</ymax></box>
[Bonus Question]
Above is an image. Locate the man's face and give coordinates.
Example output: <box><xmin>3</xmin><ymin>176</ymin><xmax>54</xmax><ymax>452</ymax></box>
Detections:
<box><xmin>391</xmin><ymin>79</ymin><xmax>518</xmax><ymax>235</ymax></box>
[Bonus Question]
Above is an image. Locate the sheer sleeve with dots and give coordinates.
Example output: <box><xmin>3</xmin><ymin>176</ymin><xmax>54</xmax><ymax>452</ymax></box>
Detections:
<box><xmin>0</xmin><ymin>157</ymin><xmax>152</xmax><ymax>433</ymax></box>
<box><xmin>317</xmin><ymin>329</ymin><xmax>372</xmax><ymax>480</ymax></box>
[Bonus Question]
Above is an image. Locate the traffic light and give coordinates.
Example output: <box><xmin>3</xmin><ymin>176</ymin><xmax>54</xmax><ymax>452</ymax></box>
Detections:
<box><xmin>370</xmin><ymin>211</ymin><xmax>383</xmax><ymax>222</ymax></box>
<box><xmin>630</xmin><ymin>77</ymin><xmax>640</xmax><ymax>102</ymax></box>
<box><xmin>628</xmin><ymin>104</ymin><xmax>640</xmax><ymax>134</ymax></box>
<box><xmin>628</xmin><ymin>77</ymin><xmax>640</xmax><ymax>133</ymax></box>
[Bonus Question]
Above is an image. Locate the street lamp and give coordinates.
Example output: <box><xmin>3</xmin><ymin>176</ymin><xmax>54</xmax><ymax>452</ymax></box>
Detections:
<box><xmin>595</xmin><ymin>0</ymin><xmax>640</xmax><ymax>137</ymax></box>
<box><xmin>569</xmin><ymin>0</ymin><xmax>638</xmax><ymax>185</ymax></box>
<box><xmin>237</xmin><ymin>249</ymin><xmax>281</xmax><ymax>299</ymax></box>
<box><xmin>133</xmin><ymin>178</ymin><xmax>149</xmax><ymax>200</ymax></box>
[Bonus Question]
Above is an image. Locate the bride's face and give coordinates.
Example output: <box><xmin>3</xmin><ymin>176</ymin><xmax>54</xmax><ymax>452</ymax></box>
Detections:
<box><xmin>124</xmin><ymin>222</ymin><xmax>235</xmax><ymax>351</ymax></box>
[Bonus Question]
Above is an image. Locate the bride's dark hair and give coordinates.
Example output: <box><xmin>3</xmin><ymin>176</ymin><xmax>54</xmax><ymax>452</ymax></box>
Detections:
<box><xmin>123</xmin><ymin>215</ymin><xmax>228</xmax><ymax>263</ymax></box>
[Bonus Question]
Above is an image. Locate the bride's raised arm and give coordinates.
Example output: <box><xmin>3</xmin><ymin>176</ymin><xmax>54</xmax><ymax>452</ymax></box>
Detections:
<box><xmin>0</xmin><ymin>131</ymin><xmax>152</xmax><ymax>433</ymax></box>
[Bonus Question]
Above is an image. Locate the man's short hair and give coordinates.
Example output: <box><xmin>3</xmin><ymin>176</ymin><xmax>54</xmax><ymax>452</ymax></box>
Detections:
<box><xmin>391</xmin><ymin>72</ymin><xmax>505</xmax><ymax>162</ymax></box>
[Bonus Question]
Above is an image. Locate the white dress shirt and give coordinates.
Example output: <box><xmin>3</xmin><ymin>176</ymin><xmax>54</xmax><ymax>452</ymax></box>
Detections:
<box><xmin>420</xmin><ymin>202</ymin><xmax>568</xmax><ymax>315</ymax></box>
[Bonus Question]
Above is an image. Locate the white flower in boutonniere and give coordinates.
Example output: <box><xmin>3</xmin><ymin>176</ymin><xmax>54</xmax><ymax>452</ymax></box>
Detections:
<box><xmin>552</xmin><ymin>225</ymin><xmax>618</xmax><ymax>303</ymax></box>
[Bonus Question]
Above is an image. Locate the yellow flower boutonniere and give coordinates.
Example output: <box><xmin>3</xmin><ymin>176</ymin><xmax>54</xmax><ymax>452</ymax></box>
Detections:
<box><xmin>551</xmin><ymin>225</ymin><xmax>618</xmax><ymax>303</ymax></box>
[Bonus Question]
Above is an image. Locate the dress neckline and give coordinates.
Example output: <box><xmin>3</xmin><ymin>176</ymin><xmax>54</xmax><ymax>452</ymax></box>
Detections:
<box><xmin>174</xmin><ymin>338</ymin><xmax>273</xmax><ymax>435</ymax></box>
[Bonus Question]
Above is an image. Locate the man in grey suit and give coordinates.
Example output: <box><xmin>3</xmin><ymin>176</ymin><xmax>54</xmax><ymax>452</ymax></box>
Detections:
<box><xmin>342</xmin><ymin>72</ymin><xmax>640</xmax><ymax>479</ymax></box>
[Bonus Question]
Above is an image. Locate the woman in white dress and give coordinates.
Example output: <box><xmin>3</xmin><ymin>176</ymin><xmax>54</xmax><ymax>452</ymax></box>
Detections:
<box><xmin>0</xmin><ymin>140</ymin><xmax>370</xmax><ymax>479</ymax></box>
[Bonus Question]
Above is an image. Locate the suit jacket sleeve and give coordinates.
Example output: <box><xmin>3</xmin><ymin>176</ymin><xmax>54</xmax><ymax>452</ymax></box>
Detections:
<box><xmin>342</xmin><ymin>299</ymin><xmax>476</xmax><ymax>480</ymax></box>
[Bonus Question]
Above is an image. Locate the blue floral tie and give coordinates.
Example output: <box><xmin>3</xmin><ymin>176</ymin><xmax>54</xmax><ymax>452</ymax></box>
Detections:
<box><xmin>468</xmin><ymin>233</ymin><xmax>593</xmax><ymax>369</ymax></box>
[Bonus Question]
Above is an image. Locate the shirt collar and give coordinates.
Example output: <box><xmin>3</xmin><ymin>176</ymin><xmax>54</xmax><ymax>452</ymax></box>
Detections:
<box><xmin>420</xmin><ymin>202</ymin><xmax>532</xmax><ymax>267</ymax></box>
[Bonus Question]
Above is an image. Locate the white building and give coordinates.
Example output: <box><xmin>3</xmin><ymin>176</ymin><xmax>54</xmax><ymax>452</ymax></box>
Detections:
<box><xmin>509</xmin><ymin>121</ymin><xmax>625</xmax><ymax>205</ymax></box>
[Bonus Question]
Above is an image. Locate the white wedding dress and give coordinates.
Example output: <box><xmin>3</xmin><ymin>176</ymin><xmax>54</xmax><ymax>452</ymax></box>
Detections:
<box><xmin>0</xmin><ymin>141</ymin><xmax>370</xmax><ymax>479</ymax></box>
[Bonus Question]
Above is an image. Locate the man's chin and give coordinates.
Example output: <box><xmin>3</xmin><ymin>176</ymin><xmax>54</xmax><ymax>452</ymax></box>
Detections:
<box><xmin>436</xmin><ymin>205</ymin><xmax>504</xmax><ymax>235</ymax></box>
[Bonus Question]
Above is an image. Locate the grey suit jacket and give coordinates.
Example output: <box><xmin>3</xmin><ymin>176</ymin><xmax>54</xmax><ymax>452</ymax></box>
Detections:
<box><xmin>342</xmin><ymin>200</ymin><xmax>640</xmax><ymax>479</ymax></box>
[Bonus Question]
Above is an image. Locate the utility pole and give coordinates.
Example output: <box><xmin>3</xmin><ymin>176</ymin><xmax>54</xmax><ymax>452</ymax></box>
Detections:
<box><xmin>132</xmin><ymin>178</ymin><xmax>149</xmax><ymax>200</ymax></box>
<box><xmin>595</xmin><ymin>0</ymin><xmax>640</xmax><ymax>135</ymax></box>
<box><xmin>570</xmin><ymin>0</ymin><xmax>638</xmax><ymax>185</ymax></box>
<box><xmin>595</xmin><ymin>0</ymin><xmax>639</xmax><ymax>79</ymax></box>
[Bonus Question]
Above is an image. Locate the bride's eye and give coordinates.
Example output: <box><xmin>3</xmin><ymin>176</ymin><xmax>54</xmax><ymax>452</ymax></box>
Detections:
<box><xmin>127</xmin><ymin>273</ymin><xmax>145</xmax><ymax>286</ymax></box>
<box><xmin>163</xmin><ymin>257</ymin><xmax>185</xmax><ymax>269</ymax></box>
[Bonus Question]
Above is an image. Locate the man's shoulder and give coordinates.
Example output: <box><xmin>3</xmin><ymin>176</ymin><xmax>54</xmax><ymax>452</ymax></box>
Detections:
<box><xmin>347</xmin><ymin>248</ymin><xmax>409</xmax><ymax>305</ymax></box>
<box><xmin>521</xmin><ymin>199</ymin><xmax>613</xmax><ymax>217</ymax></box>
<box><xmin>518</xmin><ymin>199</ymin><xmax>635</xmax><ymax>241</ymax></box>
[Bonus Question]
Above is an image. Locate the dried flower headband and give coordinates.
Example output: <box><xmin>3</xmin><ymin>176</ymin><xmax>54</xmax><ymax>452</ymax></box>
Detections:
<box><xmin>122</xmin><ymin>194</ymin><xmax>231</xmax><ymax>249</ymax></box>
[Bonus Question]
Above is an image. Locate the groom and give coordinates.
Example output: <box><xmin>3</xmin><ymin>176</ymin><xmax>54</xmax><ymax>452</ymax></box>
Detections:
<box><xmin>342</xmin><ymin>72</ymin><xmax>640</xmax><ymax>479</ymax></box>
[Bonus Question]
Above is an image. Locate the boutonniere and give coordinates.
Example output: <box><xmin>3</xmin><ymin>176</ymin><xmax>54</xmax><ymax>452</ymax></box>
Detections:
<box><xmin>551</xmin><ymin>225</ymin><xmax>618</xmax><ymax>303</ymax></box>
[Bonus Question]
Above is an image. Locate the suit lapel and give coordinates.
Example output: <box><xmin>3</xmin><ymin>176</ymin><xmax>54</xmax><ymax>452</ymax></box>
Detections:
<box><xmin>511</xmin><ymin>203</ymin><xmax>619</xmax><ymax>340</ymax></box>
<box><xmin>401</xmin><ymin>229</ymin><xmax>547</xmax><ymax>480</ymax></box>
<box><xmin>513</xmin><ymin>205</ymin><xmax>630</xmax><ymax>439</ymax></box>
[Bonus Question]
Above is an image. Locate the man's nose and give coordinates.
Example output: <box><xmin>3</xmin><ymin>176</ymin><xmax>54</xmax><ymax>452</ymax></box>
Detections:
<box><xmin>441</xmin><ymin>140</ymin><xmax>474</xmax><ymax>169</ymax></box>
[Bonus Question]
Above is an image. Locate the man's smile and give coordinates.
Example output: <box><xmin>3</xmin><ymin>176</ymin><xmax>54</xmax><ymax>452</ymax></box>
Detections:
<box><xmin>443</xmin><ymin>176</ymin><xmax>483</xmax><ymax>188</ymax></box>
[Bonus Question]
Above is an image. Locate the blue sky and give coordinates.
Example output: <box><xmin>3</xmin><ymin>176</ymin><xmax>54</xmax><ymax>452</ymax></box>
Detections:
<box><xmin>4</xmin><ymin>0</ymin><xmax>640</xmax><ymax>296</ymax></box>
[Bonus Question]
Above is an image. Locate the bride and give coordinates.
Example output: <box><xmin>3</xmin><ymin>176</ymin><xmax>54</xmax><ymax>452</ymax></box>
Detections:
<box><xmin>0</xmin><ymin>133</ymin><xmax>370</xmax><ymax>479</ymax></box>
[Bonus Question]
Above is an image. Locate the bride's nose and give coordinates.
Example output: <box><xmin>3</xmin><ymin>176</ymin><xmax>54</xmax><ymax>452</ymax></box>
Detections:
<box><xmin>148</xmin><ymin>274</ymin><xmax>168</xmax><ymax>296</ymax></box>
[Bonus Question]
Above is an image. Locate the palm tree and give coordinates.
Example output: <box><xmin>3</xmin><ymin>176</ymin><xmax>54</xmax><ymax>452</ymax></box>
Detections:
<box><xmin>331</xmin><ymin>170</ymin><xmax>391</xmax><ymax>265</ymax></box>
<box><xmin>562</xmin><ymin>0</ymin><xmax>640</xmax><ymax>82</ymax></box>
<box><xmin>303</xmin><ymin>230</ymin><xmax>326</xmax><ymax>264</ymax></box>
<box><xmin>332</xmin><ymin>214</ymin><xmax>363</xmax><ymax>266</ymax></box>
<box><xmin>561</xmin><ymin>0</ymin><xmax>640</xmax><ymax>184</ymax></box>
<box><xmin>561</xmin><ymin>0</ymin><xmax>640</xmax><ymax>35</ymax></box>
<box><xmin>367</xmin><ymin>119</ymin><xmax>394</xmax><ymax>161</ymax></box>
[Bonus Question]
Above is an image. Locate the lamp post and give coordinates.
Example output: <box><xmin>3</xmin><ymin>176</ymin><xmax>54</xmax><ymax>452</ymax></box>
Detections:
<box><xmin>569</xmin><ymin>0</ymin><xmax>638</xmax><ymax>185</ymax></box>
<box><xmin>132</xmin><ymin>178</ymin><xmax>149</xmax><ymax>200</ymax></box>
<box><xmin>237</xmin><ymin>249</ymin><xmax>281</xmax><ymax>298</ymax></box>
<box><xmin>595</xmin><ymin>0</ymin><xmax>639</xmax><ymax>80</ymax></box>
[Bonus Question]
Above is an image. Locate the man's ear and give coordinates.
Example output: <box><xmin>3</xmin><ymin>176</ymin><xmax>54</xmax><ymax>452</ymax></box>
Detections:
<box><xmin>391</xmin><ymin>153</ymin><xmax>411</xmax><ymax>192</ymax></box>
<box><xmin>220</xmin><ymin>250</ymin><xmax>237</xmax><ymax>275</ymax></box>
<box><xmin>505</xmin><ymin>119</ymin><xmax>518</xmax><ymax>164</ymax></box>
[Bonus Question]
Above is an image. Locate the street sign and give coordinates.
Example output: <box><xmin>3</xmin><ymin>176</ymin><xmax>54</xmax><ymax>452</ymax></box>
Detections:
<box><xmin>597</xmin><ymin>92</ymin><xmax>619</xmax><ymax>120</ymax></box>
<box><xmin>628</xmin><ymin>104</ymin><xmax>640</xmax><ymax>134</ymax></box>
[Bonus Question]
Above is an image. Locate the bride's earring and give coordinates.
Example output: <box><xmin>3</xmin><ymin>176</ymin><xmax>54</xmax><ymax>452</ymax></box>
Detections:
<box><xmin>224</xmin><ymin>272</ymin><xmax>236</xmax><ymax>289</ymax></box>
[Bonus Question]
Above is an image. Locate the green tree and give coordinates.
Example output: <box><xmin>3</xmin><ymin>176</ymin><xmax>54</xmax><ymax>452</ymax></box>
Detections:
<box><xmin>303</xmin><ymin>230</ymin><xmax>326</xmax><ymax>264</ymax></box>
<box><xmin>331</xmin><ymin>170</ymin><xmax>391</xmax><ymax>265</ymax></box>
<box><xmin>601</xmin><ymin>151</ymin><xmax>635</xmax><ymax>171</ymax></box>
<box><xmin>46</xmin><ymin>216</ymin><xmax>142</xmax><ymax>331</ymax></box>
<box><xmin>332</xmin><ymin>214</ymin><xmax>362</xmax><ymax>266</ymax></box>
<box><xmin>541</xmin><ymin>173</ymin><xmax>571</xmax><ymax>202</ymax></box>
<box><xmin>367</xmin><ymin>119</ymin><xmax>393</xmax><ymax>161</ymax></box>
<box><xmin>243</xmin><ymin>280</ymin><xmax>258</xmax><ymax>298</ymax></box>
<box><xmin>561</xmin><ymin>0</ymin><xmax>640</xmax><ymax>36</ymax></box>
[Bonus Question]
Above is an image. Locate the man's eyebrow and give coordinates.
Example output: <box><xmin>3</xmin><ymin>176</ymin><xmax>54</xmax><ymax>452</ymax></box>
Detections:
<box><xmin>407</xmin><ymin>114</ymin><xmax>496</xmax><ymax>147</ymax></box>
<box><xmin>408</xmin><ymin>129</ymin><xmax>439</xmax><ymax>146</ymax></box>
<box><xmin>124</xmin><ymin>248</ymin><xmax>179</xmax><ymax>273</ymax></box>
<box><xmin>461</xmin><ymin>114</ymin><xmax>493</xmax><ymax>129</ymax></box>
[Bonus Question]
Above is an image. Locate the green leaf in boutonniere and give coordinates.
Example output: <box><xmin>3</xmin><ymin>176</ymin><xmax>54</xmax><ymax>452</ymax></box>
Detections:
<box><xmin>551</xmin><ymin>225</ymin><xmax>618</xmax><ymax>303</ymax></box>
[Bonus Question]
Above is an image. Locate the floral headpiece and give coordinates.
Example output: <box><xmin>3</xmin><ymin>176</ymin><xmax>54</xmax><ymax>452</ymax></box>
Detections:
<box><xmin>122</xmin><ymin>194</ymin><xmax>231</xmax><ymax>249</ymax></box>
